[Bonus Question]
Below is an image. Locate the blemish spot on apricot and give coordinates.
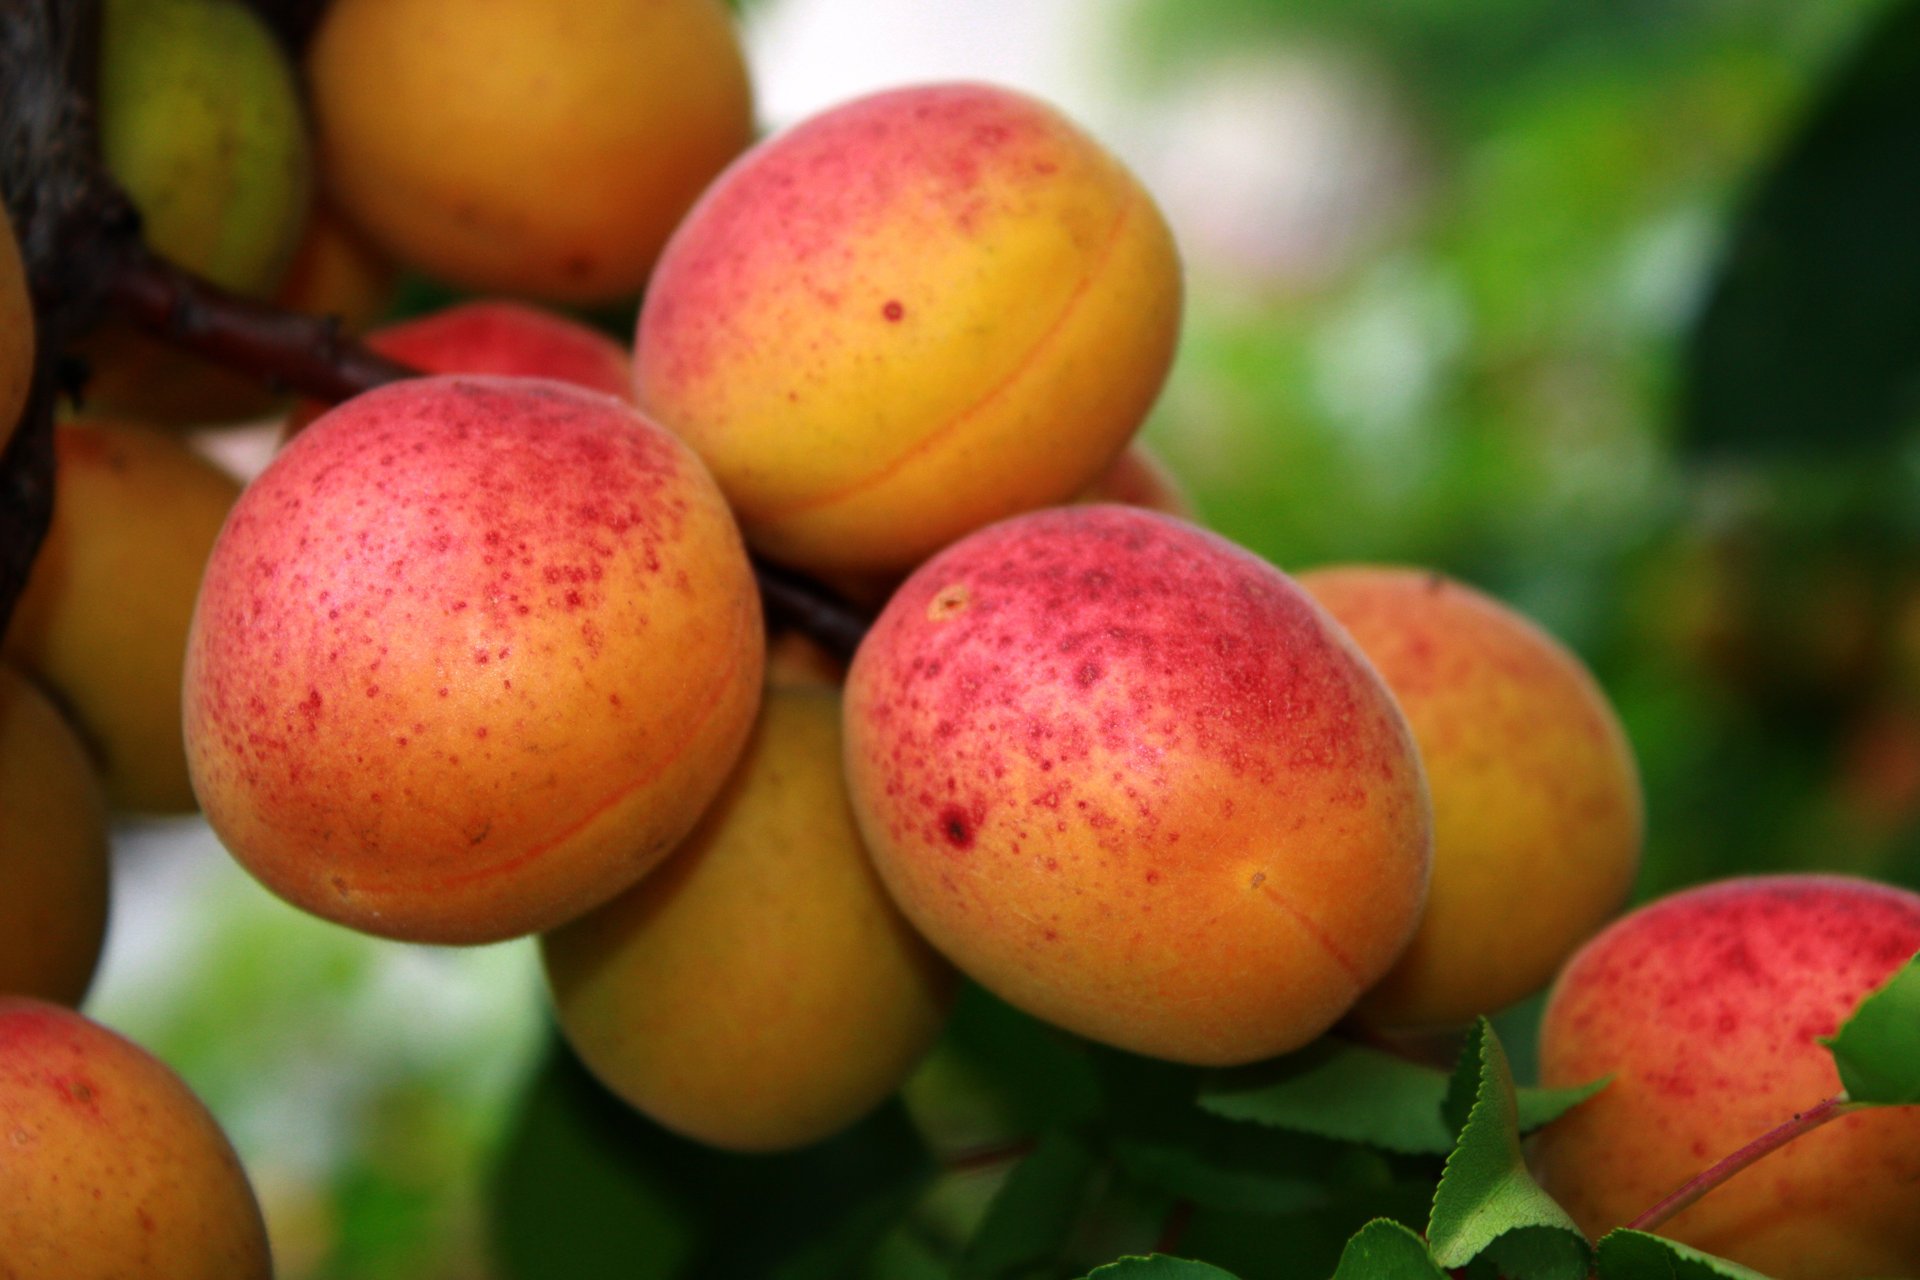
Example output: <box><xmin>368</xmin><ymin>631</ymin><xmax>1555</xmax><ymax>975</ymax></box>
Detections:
<box><xmin>928</xmin><ymin>584</ymin><xmax>971</xmax><ymax>621</ymax></box>
<box><xmin>938</xmin><ymin>805</ymin><xmax>974</xmax><ymax>850</ymax></box>
<box><xmin>882</xmin><ymin>300</ymin><xmax>905</xmax><ymax>322</ymax></box>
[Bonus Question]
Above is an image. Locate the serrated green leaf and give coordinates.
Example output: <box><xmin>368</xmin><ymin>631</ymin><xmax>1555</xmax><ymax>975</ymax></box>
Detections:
<box><xmin>1201</xmin><ymin>1038</ymin><xmax>1455</xmax><ymax>1154</ymax></box>
<box><xmin>1680</xmin><ymin>0</ymin><xmax>1920</xmax><ymax>458</ymax></box>
<box><xmin>1078</xmin><ymin>1256</ymin><xmax>1244</xmax><ymax>1279</ymax></box>
<box><xmin>1820</xmin><ymin>953</ymin><xmax>1920</xmax><ymax>1105</ymax></box>
<box><xmin>1427</xmin><ymin>1021</ymin><xmax>1591</xmax><ymax>1280</ymax></box>
<box><xmin>1595</xmin><ymin>1229</ymin><xmax>1778</xmax><ymax>1279</ymax></box>
<box><xmin>1202</xmin><ymin>1034</ymin><xmax>1608</xmax><ymax>1157</ymax></box>
<box><xmin>1330</xmin><ymin>1219</ymin><xmax>1448</xmax><ymax>1279</ymax></box>
<box><xmin>955</xmin><ymin>1127</ymin><xmax>1101</xmax><ymax>1279</ymax></box>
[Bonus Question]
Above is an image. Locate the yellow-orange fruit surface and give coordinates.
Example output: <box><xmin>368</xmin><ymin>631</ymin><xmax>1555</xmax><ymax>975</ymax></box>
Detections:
<box><xmin>844</xmin><ymin>507</ymin><xmax>1432</xmax><ymax>1065</ymax></box>
<box><xmin>0</xmin><ymin>669</ymin><xmax>111</xmax><ymax>1006</ymax></box>
<box><xmin>636</xmin><ymin>83</ymin><xmax>1183</xmax><ymax>576</ymax></box>
<box><xmin>184</xmin><ymin>376</ymin><xmax>764</xmax><ymax>944</ymax></box>
<box><xmin>1299</xmin><ymin>566</ymin><xmax>1643</xmax><ymax>1029</ymax></box>
<box><xmin>543</xmin><ymin>687</ymin><xmax>953</xmax><ymax>1151</ymax></box>
<box><xmin>0</xmin><ymin>998</ymin><xmax>272</xmax><ymax>1279</ymax></box>
<box><xmin>1533</xmin><ymin>876</ymin><xmax>1920</xmax><ymax>1279</ymax></box>
<box><xmin>308</xmin><ymin>0</ymin><xmax>753</xmax><ymax>301</ymax></box>
<box><xmin>4</xmin><ymin>420</ymin><xmax>240</xmax><ymax>813</ymax></box>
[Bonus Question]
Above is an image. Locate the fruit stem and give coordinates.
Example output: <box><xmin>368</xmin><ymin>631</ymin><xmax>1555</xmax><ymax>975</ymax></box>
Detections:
<box><xmin>1624</xmin><ymin>1092</ymin><xmax>1851</xmax><ymax>1234</ymax></box>
<box><xmin>107</xmin><ymin>241</ymin><xmax>422</xmax><ymax>403</ymax></box>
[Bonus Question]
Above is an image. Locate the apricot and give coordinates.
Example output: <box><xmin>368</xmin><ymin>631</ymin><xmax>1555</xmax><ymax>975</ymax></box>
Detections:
<box><xmin>842</xmin><ymin>506</ymin><xmax>1432</xmax><ymax>1066</ymax></box>
<box><xmin>283</xmin><ymin>299</ymin><xmax>632</xmax><ymax>438</ymax></box>
<box><xmin>635</xmin><ymin>83</ymin><xmax>1183</xmax><ymax>577</ymax></box>
<box><xmin>542</xmin><ymin>686</ymin><xmax>954</xmax><ymax>1151</ymax></box>
<box><xmin>0</xmin><ymin>668</ymin><xmax>111</xmax><ymax>1006</ymax></box>
<box><xmin>1297</xmin><ymin>566</ymin><xmax>1643</xmax><ymax>1029</ymax></box>
<box><xmin>275</xmin><ymin>197</ymin><xmax>396</xmax><ymax>333</ymax></box>
<box><xmin>0</xmin><ymin>998</ymin><xmax>271</xmax><ymax>1279</ymax></box>
<box><xmin>0</xmin><ymin>203</ymin><xmax>30</xmax><ymax>453</ymax></box>
<box><xmin>1078</xmin><ymin>443</ymin><xmax>1193</xmax><ymax>519</ymax></box>
<box><xmin>307</xmin><ymin>0</ymin><xmax>753</xmax><ymax>302</ymax></box>
<box><xmin>4</xmin><ymin>420</ymin><xmax>240</xmax><ymax>813</ymax></box>
<box><xmin>184</xmin><ymin>376</ymin><xmax>764</xmax><ymax>944</ymax></box>
<box><xmin>1533</xmin><ymin>875</ymin><xmax>1920</xmax><ymax>1279</ymax></box>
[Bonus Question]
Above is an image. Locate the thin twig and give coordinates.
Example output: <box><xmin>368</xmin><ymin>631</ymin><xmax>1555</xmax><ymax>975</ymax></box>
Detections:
<box><xmin>1625</xmin><ymin>1093</ymin><xmax>1851</xmax><ymax>1234</ymax></box>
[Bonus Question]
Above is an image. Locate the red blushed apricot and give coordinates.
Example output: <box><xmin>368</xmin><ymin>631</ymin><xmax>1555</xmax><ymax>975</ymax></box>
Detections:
<box><xmin>0</xmin><ymin>999</ymin><xmax>272</xmax><ymax>1279</ymax></box>
<box><xmin>843</xmin><ymin>506</ymin><xmax>1432</xmax><ymax>1066</ymax></box>
<box><xmin>184</xmin><ymin>376</ymin><xmax>764</xmax><ymax>945</ymax></box>
<box><xmin>1299</xmin><ymin>567</ymin><xmax>1643</xmax><ymax>1030</ymax></box>
<box><xmin>542</xmin><ymin>687</ymin><xmax>953</xmax><ymax>1152</ymax></box>
<box><xmin>308</xmin><ymin>0</ymin><xmax>752</xmax><ymax>301</ymax></box>
<box><xmin>1533</xmin><ymin>876</ymin><xmax>1920</xmax><ymax>1279</ymax></box>
<box><xmin>636</xmin><ymin>83</ymin><xmax>1183</xmax><ymax>577</ymax></box>
<box><xmin>283</xmin><ymin>300</ymin><xmax>633</xmax><ymax>438</ymax></box>
<box><xmin>0</xmin><ymin>669</ymin><xmax>110</xmax><ymax>1007</ymax></box>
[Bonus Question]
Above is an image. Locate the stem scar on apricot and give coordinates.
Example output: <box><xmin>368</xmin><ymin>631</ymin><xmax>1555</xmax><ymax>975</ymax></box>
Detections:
<box><xmin>928</xmin><ymin>584</ymin><xmax>971</xmax><ymax>621</ymax></box>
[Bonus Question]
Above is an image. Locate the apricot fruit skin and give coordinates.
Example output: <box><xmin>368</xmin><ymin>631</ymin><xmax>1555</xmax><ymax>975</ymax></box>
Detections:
<box><xmin>1532</xmin><ymin>875</ymin><xmax>1920</xmax><ymax>1279</ymax></box>
<box><xmin>543</xmin><ymin>687</ymin><xmax>953</xmax><ymax>1151</ymax></box>
<box><xmin>1298</xmin><ymin>566</ymin><xmax>1643</xmax><ymax>1029</ymax></box>
<box><xmin>635</xmin><ymin>83</ymin><xmax>1183</xmax><ymax>577</ymax></box>
<box><xmin>0</xmin><ymin>203</ymin><xmax>31</xmax><ymax>453</ymax></box>
<box><xmin>284</xmin><ymin>299</ymin><xmax>632</xmax><ymax>438</ymax></box>
<box><xmin>0</xmin><ymin>668</ymin><xmax>111</xmax><ymax>1006</ymax></box>
<box><xmin>4</xmin><ymin>420</ymin><xmax>241</xmax><ymax>813</ymax></box>
<box><xmin>1078</xmin><ymin>443</ymin><xmax>1194</xmax><ymax>519</ymax></box>
<box><xmin>184</xmin><ymin>376</ymin><xmax>764</xmax><ymax>944</ymax></box>
<box><xmin>0</xmin><ymin>998</ymin><xmax>272</xmax><ymax>1279</ymax></box>
<box><xmin>307</xmin><ymin>0</ymin><xmax>752</xmax><ymax>301</ymax></box>
<box><xmin>843</xmin><ymin>506</ymin><xmax>1432</xmax><ymax>1066</ymax></box>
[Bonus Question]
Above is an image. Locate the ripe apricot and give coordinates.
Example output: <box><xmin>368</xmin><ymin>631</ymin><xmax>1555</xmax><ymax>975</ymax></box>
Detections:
<box><xmin>184</xmin><ymin>376</ymin><xmax>764</xmax><ymax>944</ymax></box>
<box><xmin>0</xmin><ymin>999</ymin><xmax>272</xmax><ymax>1279</ymax></box>
<box><xmin>636</xmin><ymin>83</ymin><xmax>1183</xmax><ymax>577</ymax></box>
<box><xmin>4</xmin><ymin>420</ymin><xmax>240</xmax><ymax>813</ymax></box>
<box><xmin>307</xmin><ymin>0</ymin><xmax>753</xmax><ymax>301</ymax></box>
<box><xmin>1078</xmin><ymin>443</ymin><xmax>1193</xmax><ymax>518</ymax></box>
<box><xmin>843</xmin><ymin>506</ymin><xmax>1431</xmax><ymax>1065</ymax></box>
<box><xmin>283</xmin><ymin>300</ymin><xmax>632</xmax><ymax>439</ymax></box>
<box><xmin>1533</xmin><ymin>875</ymin><xmax>1920</xmax><ymax>1279</ymax></box>
<box><xmin>543</xmin><ymin>687</ymin><xmax>953</xmax><ymax>1151</ymax></box>
<box><xmin>0</xmin><ymin>668</ymin><xmax>110</xmax><ymax>1006</ymax></box>
<box><xmin>0</xmin><ymin>203</ymin><xmax>30</xmax><ymax>452</ymax></box>
<box><xmin>1298</xmin><ymin>566</ymin><xmax>1643</xmax><ymax>1029</ymax></box>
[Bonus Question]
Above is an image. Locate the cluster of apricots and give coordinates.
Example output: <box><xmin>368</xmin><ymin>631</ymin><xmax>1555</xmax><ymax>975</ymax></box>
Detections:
<box><xmin>3</xmin><ymin>1</ymin><xmax>1918</xmax><ymax>1277</ymax></box>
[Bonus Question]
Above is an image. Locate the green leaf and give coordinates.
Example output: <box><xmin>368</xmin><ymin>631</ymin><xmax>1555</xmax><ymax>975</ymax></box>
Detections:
<box><xmin>491</xmin><ymin>1042</ymin><xmax>934</xmax><ymax>1280</ymax></box>
<box><xmin>955</xmin><ymin>1127</ymin><xmax>1101</xmax><ymax>1280</ymax></box>
<box><xmin>1820</xmin><ymin>953</ymin><xmax>1920</xmax><ymax>1105</ymax></box>
<box><xmin>1427</xmin><ymin>1022</ymin><xmax>1592</xmax><ymax>1280</ymax></box>
<box><xmin>1329</xmin><ymin>1219</ymin><xmax>1448</xmax><ymax>1279</ymax></box>
<box><xmin>1201</xmin><ymin>1034</ymin><xmax>1607</xmax><ymax>1156</ymax></box>
<box><xmin>1201</xmin><ymin>1039</ymin><xmax>1455</xmax><ymax>1154</ymax></box>
<box><xmin>941</xmin><ymin>984</ymin><xmax>1104</xmax><ymax>1133</ymax></box>
<box><xmin>1078</xmin><ymin>1256</ymin><xmax>1244</xmax><ymax>1279</ymax></box>
<box><xmin>1595</xmin><ymin>1229</ymin><xmax>1778</xmax><ymax>1279</ymax></box>
<box><xmin>1681</xmin><ymin>0</ymin><xmax>1920</xmax><ymax>458</ymax></box>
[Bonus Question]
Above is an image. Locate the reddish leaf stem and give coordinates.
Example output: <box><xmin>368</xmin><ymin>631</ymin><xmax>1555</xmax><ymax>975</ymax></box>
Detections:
<box><xmin>942</xmin><ymin>1136</ymin><xmax>1039</xmax><ymax>1175</ymax></box>
<box><xmin>1625</xmin><ymin>1093</ymin><xmax>1851</xmax><ymax>1234</ymax></box>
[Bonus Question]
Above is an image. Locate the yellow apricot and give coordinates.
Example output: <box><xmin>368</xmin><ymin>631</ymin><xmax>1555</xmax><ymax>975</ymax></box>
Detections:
<box><xmin>1299</xmin><ymin>566</ymin><xmax>1642</xmax><ymax>1029</ymax></box>
<box><xmin>636</xmin><ymin>83</ymin><xmax>1183</xmax><ymax>577</ymax></box>
<box><xmin>0</xmin><ymin>204</ymin><xmax>30</xmax><ymax>453</ymax></box>
<box><xmin>0</xmin><ymin>668</ymin><xmax>110</xmax><ymax>1007</ymax></box>
<box><xmin>543</xmin><ymin>687</ymin><xmax>953</xmax><ymax>1151</ymax></box>
<box><xmin>307</xmin><ymin>0</ymin><xmax>753</xmax><ymax>302</ymax></box>
<box><xmin>4</xmin><ymin>420</ymin><xmax>240</xmax><ymax>813</ymax></box>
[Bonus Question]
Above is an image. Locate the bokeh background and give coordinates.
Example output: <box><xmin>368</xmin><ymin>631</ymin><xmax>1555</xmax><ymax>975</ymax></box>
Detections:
<box><xmin>92</xmin><ymin>0</ymin><xmax>1920</xmax><ymax>1274</ymax></box>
